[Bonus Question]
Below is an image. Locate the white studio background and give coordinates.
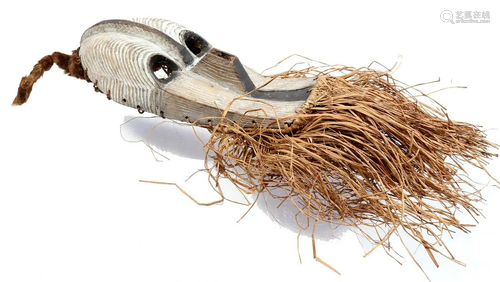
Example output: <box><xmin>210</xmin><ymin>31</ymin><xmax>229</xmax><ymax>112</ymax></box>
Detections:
<box><xmin>1</xmin><ymin>1</ymin><xmax>499</xmax><ymax>281</ymax></box>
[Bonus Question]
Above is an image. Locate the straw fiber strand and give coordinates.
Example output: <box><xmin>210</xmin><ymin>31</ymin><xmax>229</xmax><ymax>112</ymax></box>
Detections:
<box><xmin>202</xmin><ymin>66</ymin><xmax>498</xmax><ymax>266</ymax></box>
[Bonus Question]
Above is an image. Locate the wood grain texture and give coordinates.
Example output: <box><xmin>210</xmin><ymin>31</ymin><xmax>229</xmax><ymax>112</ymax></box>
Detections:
<box><xmin>79</xmin><ymin>19</ymin><xmax>315</xmax><ymax>127</ymax></box>
<box><xmin>192</xmin><ymin>49</ymin><xmax>247</xmax><ymax>93</ymax></box>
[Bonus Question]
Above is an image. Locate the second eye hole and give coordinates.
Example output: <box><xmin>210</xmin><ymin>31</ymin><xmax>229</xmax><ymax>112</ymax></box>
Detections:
<box><xmin>150</xmin><ymin>55</ymin><xmax>178</xmax><ymax>82</ymax></box>
<box><xmin>183</xmin><ymin>31</ymin><xmax>209</xmax><ymax>57</ymax></box>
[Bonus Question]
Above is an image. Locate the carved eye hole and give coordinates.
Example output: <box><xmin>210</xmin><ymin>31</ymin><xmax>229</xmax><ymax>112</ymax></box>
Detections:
<box><xmin>183</xmin><ymin>31</ymin><xmax>209</xmax><ymax>57</ymax></box>
<box><xmin>185</xmin><ymin>38</ymin><xmax>202</xmax><ymax>55</ymax></box>
<box><xmin>150</xmin><ymin>55</ymin><xmax>178</xmax><ymax>82</ymax></box>
<box><xmin>152</xmin><ymin>62</ymin><xmax>171</xmax><ymax>80</ymax></box>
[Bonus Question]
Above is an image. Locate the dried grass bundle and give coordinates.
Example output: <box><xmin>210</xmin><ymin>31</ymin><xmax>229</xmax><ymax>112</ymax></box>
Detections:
<box><xmin>199</xmin><ymin>65</ymin><xmax>498</xmax><ymax>270</ymax></box>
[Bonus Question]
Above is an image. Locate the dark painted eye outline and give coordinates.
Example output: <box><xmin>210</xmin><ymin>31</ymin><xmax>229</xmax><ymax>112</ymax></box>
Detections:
<box><xmin>150</xmin><ymin>54</ymin><xmax>179</xmax><ymax>83</ymax></box>
<box><xmin>182</xmin><ymin>30</ymin><xmax>210</xmax><ymax>57</ymax></box>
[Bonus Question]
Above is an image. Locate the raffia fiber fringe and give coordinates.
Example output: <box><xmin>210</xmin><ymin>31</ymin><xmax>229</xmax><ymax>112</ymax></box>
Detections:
<box><xmin>202</xmin><ymin>66</ymin><xmax>498</xmax><ymax>267</ymax></box>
